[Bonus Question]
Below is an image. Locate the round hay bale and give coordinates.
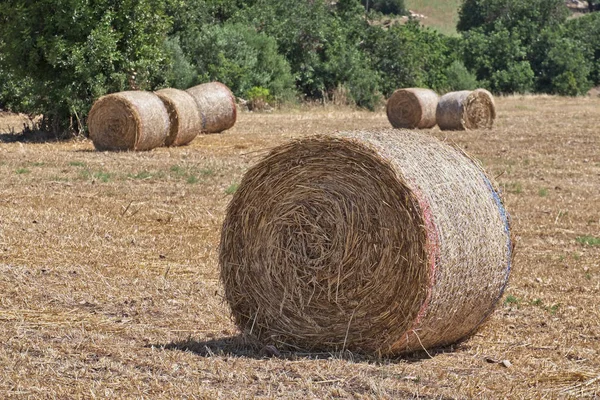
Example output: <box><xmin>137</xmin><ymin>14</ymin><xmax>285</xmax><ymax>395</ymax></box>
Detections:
<box><xmin>155</xmin><ymin>88</ymin><xmax>202</xmax><ymax>147</ymax></box>
<box><xmin>186</xmin><ymin>82</ymin><xmax>237</xmax><ymax>133</ymax></box>
<box><xmin>436</xmin><ymin>89</ymin><xmax>496</xmax><ymax>131</ymax></box>
<box><xmin>220</xmin><ymin>129</ymin><xmax>512</xmax><ymax>356</ymax></box>
<box><xmin>386</xmin><ymin>88</ymin><xmax>439</xmax><ymax>129</ymax></box>
<box><xmin>88</xmin><ymin>91</ymin><xmax>169</xmax><ymax>151</ymax></box>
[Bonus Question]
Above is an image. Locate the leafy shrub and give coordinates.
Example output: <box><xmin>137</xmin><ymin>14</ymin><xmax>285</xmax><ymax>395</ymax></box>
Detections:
<box><xmin>184</xmin><ymin>23</ymin><xmax>295</xmax><ymax>101</ymax></box>
<box><xmin>444</xmin><ymin>60</ymin><xmax>479</xmax><ymax>91</ymax></box>
<box><xmin>163</xmin><ymin>37</ymin><xmax>197</xmax><ymax>90</ymax></box>
<box><xmin>246</xmin><ymin>86</ymin><xmax>271</xmax><ymax>110</ymax></box>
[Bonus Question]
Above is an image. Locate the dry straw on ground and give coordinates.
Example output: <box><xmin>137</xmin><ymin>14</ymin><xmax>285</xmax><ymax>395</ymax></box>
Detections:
<box><xmin>88</xmin><ymin>91</ymin><xmax>169</xmax><ymax>151</ymax></box>
<box><xmin>436</xmin><ymin>89</ymin><xmax>496</xmax><ymax>131</ymax></box>
<box><xmin>186</xmin><ymin>82</ymin><xmax>237</xmax><ymax>133</ymax></box>
<box><xmin>155</xmin><ymin>88</ymin><xmax>202</xmax><ymax>147</ymax></box>
<box><xmin>220</xmin><ymin>129</ymin><xmax>512</xmax><ymax>356</ymax></box>
<box><xmin>386</xmin><ymin>88</ymin><xmax>439</xmax><ymax>129</ymax></box>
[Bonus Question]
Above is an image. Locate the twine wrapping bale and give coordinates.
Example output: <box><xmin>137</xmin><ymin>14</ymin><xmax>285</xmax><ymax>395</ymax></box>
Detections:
<box><xmin>88</xmin><ymin>91</ymin><xmax>169</xmax><ymax>151</ymax></box>
<box><xmin>386</xmin><ymin>88</ymin><xmax>439</xmax><ymax>129</ymax></box>
<box><xmin>186</xmin><ymin>82</ymin><xmax>237</xmax><ymax>133</ymax></box>
<box><xmin>220</xmin><ymin>129</ymin><xmax>512</xmax><ymax>356</ymax></box>
<box><xmin>155</xmin><ymin>88</ymin><xmax>202</xmax><ymax>147</ymax></box>
<box><xmin>436</xmin><ymin>89</ymin><xmax>496</xmax><ymax>131</ymax></box>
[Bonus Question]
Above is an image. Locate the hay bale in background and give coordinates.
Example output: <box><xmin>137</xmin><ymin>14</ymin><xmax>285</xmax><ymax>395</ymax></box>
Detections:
<box><xmin>186</xmin><ymin>82</ymin><xmax>237</xmax><ymax>133</ymax></box>
<box><xmin>88</xmin><ymin>91</ymin><xmax>169</xmax><ymax>151</ymax></box>
<box><xmin>155</xmin><ymin>88</ymin><xmax>202</xmax><ymax>146</ymax></box>
<box><xmin>436</xmin><ymin>89</ymin><xmax>496</xmax><ymax>131</ymax></box>
<box><xmin>386</xmin><ymin>88</ymin><xmax>439</xmax><ymax>129</ymax></box>
<box><xmin>220</xmin><ymin>130</ymin><xmax>512</xmax><ymax>356</ymax></box>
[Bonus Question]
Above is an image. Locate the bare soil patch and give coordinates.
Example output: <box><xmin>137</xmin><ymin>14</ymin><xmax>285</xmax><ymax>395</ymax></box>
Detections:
<box><xmin>0</xmin><ymin>97</ymin><xmax>599</xmax><ymax>398</ymax></box>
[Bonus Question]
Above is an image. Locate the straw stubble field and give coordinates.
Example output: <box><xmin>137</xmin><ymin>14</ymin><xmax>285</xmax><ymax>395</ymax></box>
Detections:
<box><xmin>0</xmin><ymin>95</ymin><xmax>598</xmax><ymax>399</ymax></box>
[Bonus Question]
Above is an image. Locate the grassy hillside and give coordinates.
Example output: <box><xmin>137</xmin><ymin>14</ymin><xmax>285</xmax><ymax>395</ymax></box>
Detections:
<box><xmin>404</xmin><ymin>0</ymin><xmax>462</xmax><ymax>35</ymax></box>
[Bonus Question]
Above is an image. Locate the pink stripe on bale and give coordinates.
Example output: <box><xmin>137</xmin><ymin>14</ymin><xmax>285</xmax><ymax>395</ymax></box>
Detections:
<box><xmin>393</xmin><ymin>188</ymin><xmax>439</xmax><ymax>350</ymax></box>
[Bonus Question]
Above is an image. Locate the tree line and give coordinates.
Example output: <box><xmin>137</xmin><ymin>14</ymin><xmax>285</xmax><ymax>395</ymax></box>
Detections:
<box><xmin>0</xmin><ymin>0</ymin><xmax>598</xmax><ymax>136</ymax></box>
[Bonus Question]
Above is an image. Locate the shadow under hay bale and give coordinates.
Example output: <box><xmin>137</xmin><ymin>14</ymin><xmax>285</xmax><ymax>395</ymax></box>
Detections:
<box><xmin>386</xmin><ymin>88</ymin><xmax>438</xmax><ymax>129</ymax></box>
<box><xmin>436</xmin><ymin>89</ymin><xmax>496</xmax><ymax>131</ymax></box>
<box><xmin>88</xmin><ymin>91</ymin><xmax>169</xmax><ymax>151</ymax></box>
<box><xmin>186</xmin><ymin>82</ymin><xmax>237</xmax><ymax>133</ymax></box>
<box><xmin>220</xmin><ymin>130</ymin><xmax>512</xmax><ymax>356</ymax></box>
<box><xmin>155</xmin><ymin>88</ymin><xmax>202</xmax><ymax>147</ymax></box>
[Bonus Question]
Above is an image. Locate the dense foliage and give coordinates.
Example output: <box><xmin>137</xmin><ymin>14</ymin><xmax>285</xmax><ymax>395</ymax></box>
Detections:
<box><xmin>0</xmin><ymin>0</ymin><xmax>597</xmax><ymax>136</ymax></box>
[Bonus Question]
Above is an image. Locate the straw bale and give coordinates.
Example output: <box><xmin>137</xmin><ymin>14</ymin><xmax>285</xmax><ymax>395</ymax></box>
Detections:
<box><xmin>155</xmin><ymin>88</ymin><xmax>202</xmax><ymax>147</ymax></box>
<box><xmin>436</xmin><ymin>89</ymin><xmax>496</xmax><ymax>131</ymax></box>
<box><xmin>220</xmin><ymin>129</ymin><xmax>512</xmax><ymax>356</ymax></box>
<box><xmin>88</xmin><ymin>91</ymin><xmax>169</xmax><ymax>151</ymax></box>
<box><xmin>186</xmin><ymin>82</ymin><xmax>237</xmax><ymax>133</ymax></box>
<box><xmin>386</xmin><ymin>88</ymin><xmax>439</xmax><ymax>129</ymax></box>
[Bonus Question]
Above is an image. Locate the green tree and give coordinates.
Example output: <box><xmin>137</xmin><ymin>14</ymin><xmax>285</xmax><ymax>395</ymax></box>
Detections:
<box><xmin>530</xmin><ymin>28</ymin><xmax>592</xmax><ymax>95</ymax></box>
<box><xmin>461</xmin><ymin>26</ymin><xmax>534</xmax><ymax>93</ymax></box>
<box><xmin>565</xmin><ymin>12</ymin><xmax>600</xmax><ymax>86</ymax></box>
<box><xmin>457</xmin><ymin>0</ymin><xmax>569</xmax><ymax>46</ymax></box>
<box><xmin>0</xmin><ymin>0</ymin><xmax>172</xmax><ymax>136</ymax></box>
<box><xmin>235</xmin><ymin>0</ymin><xmax>380</xmax><ymax>107</ymax></box>
<box><xmin>361</xmin><ymin>0</ymin><xmax>406</xmax><ymax>15</ymax></box>
<box><xmin>366</xmin><ymin>20</ymin><xmax>452</xmax><ymax>96</ymax></box>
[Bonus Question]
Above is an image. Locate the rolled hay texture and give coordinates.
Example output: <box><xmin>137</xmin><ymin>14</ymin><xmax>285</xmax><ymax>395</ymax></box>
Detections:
<box><xmin>220</xmin><ymin>129</ymin><xmax>512</xmax><ymax>356</ymax></box>
<box><xmin>186</xmin><ymin>82</ymin><xmax>237</xmax><ymax>133</ymax></box>
<box><xmin>386</xmin><ymin>88</ymin><xmax>439</xmax><ymax>129</ymax></box>
<box><xmin>436</xmin><ymin>89</ymin><xmax>496</xmax><ymax>131</ymax></box>
<box><xmin>155</xmin><ymin>88</ymin><xmax>202</xmax><ymax>146</ymax></box>
<box><xmin>88</xmin><ymin>91</ymin><xmax>169</xmax><ymax>151</ymax></box>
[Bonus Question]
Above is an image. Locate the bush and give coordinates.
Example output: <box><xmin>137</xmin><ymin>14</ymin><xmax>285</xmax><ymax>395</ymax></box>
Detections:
<box><xmin>183</xmin><ymin>23</ymin><xmax>295</xmax><ymax>102</ymax></box>
<box><xmin>444</xmin><ymin>60</ymin><xmax>479</xmax><ymax>91</ymax></box>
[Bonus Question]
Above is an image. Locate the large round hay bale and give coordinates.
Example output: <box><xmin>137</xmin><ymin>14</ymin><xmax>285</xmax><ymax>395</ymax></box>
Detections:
<box><xmin>220</xmin><ymin>129</ymin><xmax>512</xmax><ymax>356</ymax></box>
<box><xmin>155</xmin><ymin>88</ymin><xmax>202</xmax><ymax>146</ymax></box>
<box><xmin>88</xmin><ymin>91</ymin><xmax>169</xmax><ymax>151</ymax></box>
<box><xmin>186</xmin><ymin>82</ymin><xmax>237</xmax><ymax>133</ymax></box>
<box><xmin>386</xmin><ymin>88</ymin><xmax>439</xmax><ymax>129</ymax></box>
<box><xmin>436</xmin><ymin>89</ymin><xmax>496</xmax><ymax>131</ymax></box>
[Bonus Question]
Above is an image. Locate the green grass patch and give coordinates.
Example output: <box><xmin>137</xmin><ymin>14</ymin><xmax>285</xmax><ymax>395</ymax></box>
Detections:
<box><xmin>170</xmin><ymin>164</ymin><xmax>187</xmax><ymax>177</ymax></box>
<box><xmin>576</xmin><ymin>236</ymin><xmax>600</xmax><ymax>246</ymax></box>
<box><xmin>15</xmin><ymin>168</ymin><xmax>30</xmax><ymax>174</ymax></box>
<box><xmin>504</xmin><ymin>294</ymin><xmax>521</xmax><ymax>308</ymax></box>
<box><xmin>69</xmin><ymin>161</ymin><xmax>87</xmax><ymax>167</ymax></box>
<box><xmin>186</xmin><ymin>175</ymin><xmax>199</xmax><ymax>184</ymax></box>
<box><xmin>505</xmin><ymin>182</ymin><xmax>523</xmax><ymax>194</ymax></box>
<box><xmin>538</xmin><ymin>188</ymin><xmax>549</xmax><ymax>197</ymax></box>
<box><xmin>225</xmin><ymin>183</ymin><xmax>239</xmax><ymax>195</ymax></box>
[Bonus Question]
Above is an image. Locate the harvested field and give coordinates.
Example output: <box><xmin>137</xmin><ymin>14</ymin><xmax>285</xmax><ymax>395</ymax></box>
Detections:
<box><xmin>0</xmin><ymin>96</ymin><xmax>599</xmax><ymax>398</ymax></box>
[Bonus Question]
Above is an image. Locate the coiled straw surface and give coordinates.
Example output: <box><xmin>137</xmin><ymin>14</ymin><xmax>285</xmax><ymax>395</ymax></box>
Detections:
<box><xmin>186</xmin><ymin>82</ymin><xmax>237</xmax><ymax>133</ymax></box>
<box><xmin>386</xmin><ymin>88</ymin><xmax>439</xmax><ymax>129</ymax></box>
<box><xmin>436</xmin><ymin>89</ymin><xmax>496</xmax><ymax>131</ymax></box>
<box><xmin>155</xmin><ymin>88</ymin><xmax>202</xmax><ymax>146</ymax></box>
<box><xmin>88</xmin><ymin>91</ymin><xmax>169</xmax><ymax>151</ymax></box>
<box><xmin>220</xmin><ymin>129</ymin><xmax>512</xmax><ymax>356</ymax></box>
